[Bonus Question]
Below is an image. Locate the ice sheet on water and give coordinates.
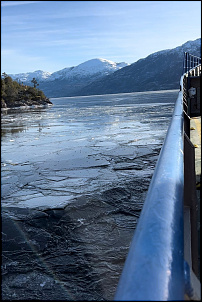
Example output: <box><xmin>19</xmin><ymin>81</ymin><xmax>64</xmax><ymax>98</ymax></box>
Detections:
<box><xmin>1</xmin><ymin>90</ymin><xmax>177</xmax><ymax>209</ymax></box>
<box><xmin>2</xmin><ymin>90</ymin><xmax>178</xmax><ymax>301</ymax></box>
<box><xmin>3</xmin><ymin>194</ymin><xmax>74</xmax><ymax>209</ymax></box>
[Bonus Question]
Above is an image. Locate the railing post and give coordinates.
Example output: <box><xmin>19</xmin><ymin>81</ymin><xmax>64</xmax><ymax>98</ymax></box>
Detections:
<box><xmin>185</xmin><ymin>52</ymin><xmax>188</xmax><ymax>73</ymax></box>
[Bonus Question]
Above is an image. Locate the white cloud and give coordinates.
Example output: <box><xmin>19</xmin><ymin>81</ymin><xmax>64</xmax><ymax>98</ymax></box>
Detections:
<box><xmin>1</xmin><ymin>1</ymin><xmax>201</xmax><ymax>74</ymax></box>
<box><xmin>1</xmin><ymin>1</ymin><xmax>41</xmax><ymax>6</ymax></box>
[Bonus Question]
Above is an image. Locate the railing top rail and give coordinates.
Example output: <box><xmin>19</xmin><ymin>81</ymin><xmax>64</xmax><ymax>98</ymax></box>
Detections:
<box><xmin>183</xmin><ymin>64</ymin><xmax>201</xmax><ymax>77</ymax></box>
<box><xmin>114</xmin><ymin>81</ymin><xmax>185</xmax><ymax>300</ymax></box>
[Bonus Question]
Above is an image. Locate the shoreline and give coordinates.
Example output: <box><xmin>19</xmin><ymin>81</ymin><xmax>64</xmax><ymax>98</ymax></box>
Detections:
<box><xmin>1</xmin><ymin>102</ymin><xmax>53</xmax><ymax>111</ymax></box>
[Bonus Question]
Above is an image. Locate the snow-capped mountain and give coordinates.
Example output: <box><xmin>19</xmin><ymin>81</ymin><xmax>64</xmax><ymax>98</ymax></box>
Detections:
<box><xmin>9</xmin><ymin>58</ymin><xmax>129</xmax><ymax>83</ymax></box>
<box><xmin>173</xmin><ymin>37</ymin><xmax>201</xmax><ymax>54</ymax></box>
<box><xmin>49</xmin><ymin>67</ymin><xmax>74</xmax><ymax>80</ymax></box>
<box><xmin>149</xmin><ymin>37</ymin><xmax>201</xmax><ymax>58</ymax></box>
<box><xmin>8</xmin><ymin>58</ymin><xmax>129</xmax><ymax>97</ymax></box>
<box><xmin>8</xmin><ymin>38</ymin><xmax>201</xmax><ymax>98</ymax></box>
<box><xmin>51</xmin><ymin>58</ymin><xmax>128</xmax><ymax>80</ymax></box>
<box><xmin>76</xmin><ymin>38</ymin><xmax>201</xmax><ymax>96</ymax></box>
<box><xmin>9</xmin><ymin>70</ymin><xmax>52</xmax><ymax>83</ymax></box>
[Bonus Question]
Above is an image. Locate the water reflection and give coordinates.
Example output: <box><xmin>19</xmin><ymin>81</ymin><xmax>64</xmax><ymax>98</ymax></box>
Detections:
<box><xmin>1</xmin><ymin>122</ymin><xmax>48</xmax><ymax>138</ymax></box>
<box><xmin>1</xmin><ymin>126</ymin><xmax>26</xmax><ymax>137</ymax></box>
<box><xmin>1</xmin><ymin>106</ymin><xmax>52</xmax><ymax>140</ymax></box>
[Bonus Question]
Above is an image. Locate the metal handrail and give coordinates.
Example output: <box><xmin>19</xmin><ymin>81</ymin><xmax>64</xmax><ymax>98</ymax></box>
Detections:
<box><xmin>114</xmin><ymin>57</ymin><xmax>201</xmax><ymax>300</ymax></box>
<box><xmin>114</xmin><ymin>82</ymin><xmax>185</xmax><ymax>301</ymax></box>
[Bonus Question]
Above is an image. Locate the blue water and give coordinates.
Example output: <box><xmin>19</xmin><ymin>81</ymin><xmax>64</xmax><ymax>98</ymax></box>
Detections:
<box><xmin>2</xmin><ymin>90</ymin><xmax>179</xmax><ymax>300</ymax></box>
<box><xmin>1</xmin><ymin>90</ymin><xmax>178</xmax><ymax>209</ymax></box>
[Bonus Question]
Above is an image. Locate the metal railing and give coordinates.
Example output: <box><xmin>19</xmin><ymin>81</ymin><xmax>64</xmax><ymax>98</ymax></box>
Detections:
<box><xmin>114</xmin><ymin>86</ymin><xmax>184</xmax><ymax>301</ymax></box>
<box><xmin>114</xmin><ymin>58</ymin><xmax>201</xmax><ymax>300</ymax></box>
<box><xmin>183</xmin><ymin>52</ymin><xmax>201</xmax><ymax>74</ymax></box>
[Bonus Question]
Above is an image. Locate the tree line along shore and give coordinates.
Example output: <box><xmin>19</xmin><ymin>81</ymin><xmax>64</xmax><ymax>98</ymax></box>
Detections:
<box><xmin>1</xmin><ymin>72</ymin><xmax>52</xmax><ymax>109</ymax></box>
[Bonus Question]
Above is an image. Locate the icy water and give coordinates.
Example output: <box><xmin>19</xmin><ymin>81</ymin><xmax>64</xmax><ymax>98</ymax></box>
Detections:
<box><xmin>2</xmin><ymin>90</ymin><xmax>179</xmax><ymax>300</ymax></box>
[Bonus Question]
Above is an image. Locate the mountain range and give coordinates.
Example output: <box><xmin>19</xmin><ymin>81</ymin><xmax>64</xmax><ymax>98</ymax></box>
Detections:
<box><xmin>9</xmin><ymin>38</ymin><xmax>201</xmax><ymax>98</ymax></box>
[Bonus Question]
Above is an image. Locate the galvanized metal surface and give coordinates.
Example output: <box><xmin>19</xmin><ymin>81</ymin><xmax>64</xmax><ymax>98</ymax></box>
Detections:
<box><xmin>114</xmin><ymin>91</ymin><xmax>184</xmax><ymax>301</ymax></box>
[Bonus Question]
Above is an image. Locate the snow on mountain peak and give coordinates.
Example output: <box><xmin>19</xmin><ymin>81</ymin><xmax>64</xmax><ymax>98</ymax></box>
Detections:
<box><xmin>68</xmin><ymin>58</ymin><xmax>128</xmax><ymax>76</ymax></box>
<box><xmin>9</xmin><ymin>70</ymin><xmax>52</xmax><ymax>82</ymax></box>
<box><xmin>149</xmin><ymin>38</ymin><xmax>201</xmax><ymax>59</ymax></box>
<box><xmin>8</xmin><ymin>58</ymin><xmax>129</xmax><ymax>82</ymax></box>
<box><xmin>48</xmin><ymin>58</ymin><xmax>129</xmax><ymax>80</ymax></box>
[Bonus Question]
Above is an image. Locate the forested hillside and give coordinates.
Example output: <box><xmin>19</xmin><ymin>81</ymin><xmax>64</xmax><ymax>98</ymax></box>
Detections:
<box><xmin>1</xmin><ymin>73</ymin><xmax>52</xmax><ymax>109</ymax></box>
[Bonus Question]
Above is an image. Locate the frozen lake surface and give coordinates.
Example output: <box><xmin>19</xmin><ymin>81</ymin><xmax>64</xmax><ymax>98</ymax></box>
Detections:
<box><xmin>2</xmin><ymin>90</ymin><xmax>178</xmax><ymax>209</ymax></box>
<box><xmin>2</xmin><ymin>90</ymin><xmax>179</xmax><ymax>300</ymax></box>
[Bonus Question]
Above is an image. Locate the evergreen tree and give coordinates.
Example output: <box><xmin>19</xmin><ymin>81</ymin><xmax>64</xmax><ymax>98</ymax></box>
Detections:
<box><xmin>2</xmin><ymin>72</ymin><xmax>8</xmax><ymax>79</ymax></box>
<box><xmin>1</xmin><ymin>78</ymin><xmax>6</xmax><ymax>98</ymax></box>
<box><xmin>31</xmin><ymin>78</ymin><xmax>39</xmax><ymax>88</ymax></box>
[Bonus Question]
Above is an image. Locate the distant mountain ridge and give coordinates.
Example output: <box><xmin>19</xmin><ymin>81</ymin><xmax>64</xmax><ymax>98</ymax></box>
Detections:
<box><xmin>9</xmin><ymin>59</ymin><xmax>129</xmax><ymax>97</ymax></box>
<box><xmin>76</xmin><ymin>38</ymin><xmax>201</xmax><ymax>96</ymax></box>
<box><xmin>9</xmin><ymin>70</ymin><xmax>52</xmax><ymax>83</ymax></box>
<box><xmin>8</xmin><ymin>38</ymin><xmax>201</xmax><ymax>97</ymax></box>
<box><xmin>10</xmin><ymin>58</ymin><xmax>129</xmax><ymax>82</ymax></box>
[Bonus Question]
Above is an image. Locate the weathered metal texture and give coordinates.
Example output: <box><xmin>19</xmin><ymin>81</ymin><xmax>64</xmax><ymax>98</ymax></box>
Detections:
<box><xmin>114</xmin><ymin>91</ymin><xmax>184</xmax><ymax>301</ymax></box>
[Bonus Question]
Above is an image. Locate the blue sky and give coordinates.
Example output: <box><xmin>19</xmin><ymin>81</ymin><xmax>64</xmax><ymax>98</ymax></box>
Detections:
<box><xmin>1</xmin><ymin>1</ymin><xmax>201</xmax><ymax>74</ymax></box>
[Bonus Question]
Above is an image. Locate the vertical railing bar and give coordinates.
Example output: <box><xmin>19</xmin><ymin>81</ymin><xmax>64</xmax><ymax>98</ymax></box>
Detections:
<box><xmin>184</xmin><ymin>53</ymin><xmax>201</xmax><ymax>76</ymax></box>
<box><xmin>187</xmin><ymin>52</ymin><xmax>189</xmax><ymax>72</ymax></box>
<box><xmin>186</xmin><ymin>52</ymin><xmax>188</xmax><ymax>73</ymax></box>
<box><xmin>183</xmin><ymin>52</ymin><xmax>186</xmax><ymax>74</ymax></box>
<box><xmin>191</xmin><ymin>53</ymin><xmax>192</xmax><ymax>69</ymax></box>
<box><xmin>190</xmin><ymin>53</ymin><xmax>192</xmax><ymax>71</ymax></box>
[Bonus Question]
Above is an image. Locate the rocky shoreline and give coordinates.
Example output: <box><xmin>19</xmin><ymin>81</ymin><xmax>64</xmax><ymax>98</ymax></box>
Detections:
<box><xmin>1</xmin><ymin>98</ymin><xmax>52</xmax><ymax>110</ymax></box>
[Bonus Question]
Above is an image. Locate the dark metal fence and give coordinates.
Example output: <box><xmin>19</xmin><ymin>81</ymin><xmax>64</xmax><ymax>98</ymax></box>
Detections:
<box><xmin>183</xmin><ymin>52</ymin><xmax>201</xmax><ymax>74</ymax></box>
